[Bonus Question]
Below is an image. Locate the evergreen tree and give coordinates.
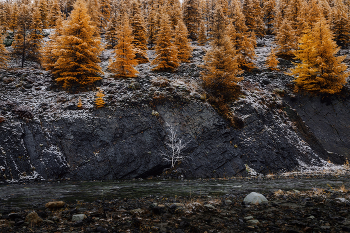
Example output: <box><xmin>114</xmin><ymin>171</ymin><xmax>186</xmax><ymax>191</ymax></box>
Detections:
<box><xmin>130</xmin><ymin>3</ymin><xmax>149</xmax><ymax>63</ymax></box>
<box><xmin>0</xmin><ymin>34</ymin><xmax>8</xmax><ymax>68</ymax></box>
<box><xmin>12</xmin><ymin>4</ymin><xmax>32</xmax><ymax>68</ymax></box>
<box><xmin>95</xmin><ymin>88</ymin><xmax>105</xmax><ymax>108</ymax></box>
<box><xmin>332</xmin><ymin>0</ymin><xmax>350</xmax><ymax>48</ymax></box>
<box><xmin>27</xmin><ymin>7</ymin><xmax>44</xmax><ymax>64</ymax></box>
<box><xmin>147</xmin><ymin>5</ymin><xmax>158</xmax><ymax>49</ymax></box>
<box><xmin>289</xmin><ymin>18</ymin><xmax>348</xmax><ymax>94</ymax></box>
<box><xmin>108</xmin><ymin>14</ymin><xmax>139</xmax><ymax>78</ymax></box>
<box><xmin>201</xmin><ymin>30</ymin><xmax>242</xmax><ymax>102</ymax></box>
<box><xmin>49</xmin><ymin>0</ymin><xmax>62</xmax><ymax>27</ymax></box>
<box><xmin>151</xmin><ymin>10</ymin><xmax>179</xmax><ymax>72</ymax></box>
<box><xmin>41</xmin><ymin>14</ymin><xmax>63</xmax><ymax>72</ymax></box>
<box><xmin>9</xmin><ymin>3</ymin><xmax>18</xmax><ymax>32</ymax></box>
<box><xmin>53</xmin><ymin>0</ymin><xmax>103</xmax><ymax>89</ymax></box>
<box><xmin>275</xmin><ymin>19</ymin><xmax>297</xmax><ymax>58</ymax></box>
<box><xmin>198</xmin><ymin>20</ymin><xmax>207</xmax><ymax>45</ymax></box>
<box><xmin>211</xmin><ymin>6</ymin><xmax>227</xmax><ymax>43</ymax></box>
<box><xmin>38</xmin><ymin>0</ymin><xmax>49</xmax><ymax>29</ymax></box>
<box><xmin>266</xmin><ymin>48</ymin><xmax>279</xmax><ymax>70</ymax></box>
<box><xmin>100</xmin><ymin>0</ymin><xmax>111</xmax><ymax>29</ymax></box>
<box><xmin>183</xmin><ymin>0</ymin><xmax>200</xmax><ymax>40</ymax></box>
<box><xmin>105</xmin><ymin>13</ymin><xmax>118</xmax><ymax>49</ymax></box>
<box><xmin>175</xmin><ymin>20</ymin><xmax>193</xmax><ymax>63</ymax></box>
<box><xmin>263</xmin><ymin>0</ymin><xmax>276</xmax><ymax>35</ymax></box>
<box><xmin>230</xmin><ymin>0</ymin><xmax>256</xmax><ymax>70</ymax></box>
<box><xmin>243</xmin><ymin>0</ymin><xmax>265</xmax><ymax>38</ymax></box>
<box><xmin>167</xmin><ymin>0</ymin><xmax>182</xmax><ymax>30</ymax></box>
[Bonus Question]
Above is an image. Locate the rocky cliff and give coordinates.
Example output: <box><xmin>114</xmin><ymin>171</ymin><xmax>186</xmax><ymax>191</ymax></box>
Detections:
<box><xmin>0</xmin><ymin>54</ymin><xmax>348</xmax><ymax>182</ymax></box>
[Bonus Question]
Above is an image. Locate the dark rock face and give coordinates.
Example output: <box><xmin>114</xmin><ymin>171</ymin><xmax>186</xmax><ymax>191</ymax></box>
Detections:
<box><xmin>0</xmin><ymin>97</ymin><xmax>339</xmax><ymax>182</ymax></box>
<box><xmin>286</xmin><ymin>93</ymin><xmax>350</xmax><ymax>160</ymax></box>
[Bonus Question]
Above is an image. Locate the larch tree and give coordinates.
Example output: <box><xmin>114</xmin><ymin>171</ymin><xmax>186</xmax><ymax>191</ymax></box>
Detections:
<box><xmin>307</xmin><ymin>0</ymin><xmax>323</xmax><ymax>29</ymax></box>
<box><xmin>175</xmin><ymin>20</ymin><xmax>193</xmax><ymax>63</ymax></box>
<box><xmin>12</xmin><ymin>4</ymin><xmax>32</xmax><ymax>68</ymax></box>
<box><xmin>230</xmin><ymin>0</ymin><xmax>256</xmax><ymax>70</ymax></box>
<box><xmin>41</xmin><ymin>14</ymin><xmax>64</xmax><ymax>72</ymax></box>
<box><xmin>9</xmin><ymin>3</ymin><xmax>18</xmax><ymax>32</ymax></box>
<box><xmin>28</xmin><ymin>7</ymin><xmax>44</xmax><ymax>64</ymax></box>
<box><xmin>275</xmin><ymin>19</ymin><xmax>297</xmax><ymax>58</ymax></box>
<box><xmin>198</xmin><ymin>20</ymin><xmax>207</xmax><ymax>45</ymax></box>
<box><xmin>147</xmin><ymin>5</ymin><xmax>158</xmax><ymax>49</ymax></box>
<box><xmin>105</xmin><ymin>13</ymin><xmax>118</xmax><ymax>49</ymax></box>
<box><xmin>108</xmin><ymin>14</ymin><xmax>139</xmax><ymax>78</ymax></box>
<box><xmin>263</xmin><ymin>0</ymin><xmax>276</xmax><ymax>35</ymax></box>
<box><xmin>38</xmin><ymin>0</ymin><xmax>49</xmax><ymax>29</ymax></box>
<box><xmin>0</xmin><ymin>3</ymin><xmax>7</xmax><ymax>33</ymax></box>
<box><xmin>243</xmin><ymin>0</ymin><xmax>265</xmax><ymax>38</ymax></box>
<box><xmin>266</xmin><ymin>48</ymin><xmax>279</xmax><ymax>70</ymax></box>
<box><xmin>151</xmin><ymin>10</ymin><xmax>179</xmax><ymax>72</ymax></box>
<box><xmin>183</xmin><ymin>0</ymin><xmax>200</xmax><ymax>40</ymax></box>
<box><xmin>95</xmin><ymin>88</ymin><xmax>105</xmax><ymax>108</ymax></box>
<box><xmin>0</xmin><ymin>33</ymin><xmax>8</xmax><ymax>68</ymax></box>
<box><xmin>332</xmin><ymin>0</ymin><xmax>350</xmax><ymax>48</ymax></box>
<box><xmin>49</xmin><ymin>0</ymin><xmax>62</xmax><ymax>27</ymax></box>
<box><xmin>100</xmin><ymin>0</ymin><xmax>111</xmax><ymax>29</ymax></box>
<box><xmin>289</xmin><ymin>18</ymin><xmax>348</xmax><ymax>95</ymax></box>
<box><xmin>130</xmin><ymin>1</ymin><xmax>149</xmax><ymax>63</ymax></box>
<box><xmin>201</xmin><ymin>5</ymin><xmax>242</xmax><ymax>102</ymax></box>
<box><xmin>167</xmin><ymin>0</ymin><xmax>182</xmax><ymax>30</ymax></box>
<box><xmin>53</xmin><ymin>0</ymin><xmax>103</xmax><ymax>89</ymax></box>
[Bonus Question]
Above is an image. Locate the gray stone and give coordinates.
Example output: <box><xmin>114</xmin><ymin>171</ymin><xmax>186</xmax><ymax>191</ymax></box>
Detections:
<box><xmin>247</xmin><ymin>219</ymin><xmax>260</xmax><ymax>225</ymax></box>
<box><xmin>243</xmin><ymin>192</ymin><xmax>268</xmax><ymax>205</ymax></box>
<box><xmin>71</xmin><ymin>214</ymin><xmax>86</xmax><ymax>222</ymax></box>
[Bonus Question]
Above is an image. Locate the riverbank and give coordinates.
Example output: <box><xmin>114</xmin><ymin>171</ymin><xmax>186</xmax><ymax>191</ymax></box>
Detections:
<box><xmin>1</xmin><ymin>175</ymin><xmax>350</xmax><ymax>232</ymax></box>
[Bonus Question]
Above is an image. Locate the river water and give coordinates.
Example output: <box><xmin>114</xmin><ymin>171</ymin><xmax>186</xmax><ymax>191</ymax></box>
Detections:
<box><xmin>0</xmin><ymin>175</ymin><xmax>349</xmax><ymax>210</ymax></box>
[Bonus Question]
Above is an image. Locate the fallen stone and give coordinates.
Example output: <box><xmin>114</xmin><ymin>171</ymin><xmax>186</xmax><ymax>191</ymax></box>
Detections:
<box><xmin>243</xmin><ymin>192</ymin><xmax>268</xmax><ymax>205</ymax></box>
<box><xmin>247</xmin><ymin>219</ymin><xmax>259</xmax><ymax>225</ymax></box>
<box><xmin>71</xmin><ymin>214</ymin><xmax>86</xmax><ymax>222</ymax></box>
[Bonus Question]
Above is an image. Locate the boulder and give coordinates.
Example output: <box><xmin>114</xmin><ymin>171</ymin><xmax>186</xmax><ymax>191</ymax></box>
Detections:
<box><xmin>243</xmin><ymin>192</ymin><xmax>268</xmax><ymax>205</ymax></box>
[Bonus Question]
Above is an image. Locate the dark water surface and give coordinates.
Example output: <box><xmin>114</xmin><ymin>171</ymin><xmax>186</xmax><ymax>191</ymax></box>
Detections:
<box><xmin>0</xmin><ymin>176</ymin><xmax>349</xmax><ymax>209</ymax></box>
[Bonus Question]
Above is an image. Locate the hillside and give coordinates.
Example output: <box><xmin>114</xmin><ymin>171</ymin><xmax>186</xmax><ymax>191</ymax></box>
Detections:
<box><xmin>0</xmin><ymin>35</ymin><xmax>349</xmax><ymax>182</ymax></box>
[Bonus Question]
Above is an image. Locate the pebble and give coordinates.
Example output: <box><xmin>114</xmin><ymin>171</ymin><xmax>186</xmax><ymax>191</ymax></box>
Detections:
<box><xmin>243</xmin><ymin>192</ymin><xmax>268</xmax><ymax>205</ymax></box>
<box><xmin>71</xmin><ymin>214</ymin><xmax>86</xmax><ymax>222</ymax></box>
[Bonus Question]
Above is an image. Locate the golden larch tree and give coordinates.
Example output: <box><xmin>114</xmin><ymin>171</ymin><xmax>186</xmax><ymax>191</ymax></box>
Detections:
<box><xmin>95</xmin><ymin>88</ymin><xmax>105</xmax><ymax>108</ymax></box>
<box><xmin>266</xmin><ymin>48</ymin><xmax>279</xmax><ymax>70</ymax></box>
<box><xmin>175</xmin><ymin>20</ymin><xmax>193</xmax><ymax>63</ymax></box>
<box><xmin>130</xmin><ymin>2</ymin><xmax>149</xmax><ymax>63</ymax></box>
<box><xmin>28</xmin><ymin>7</ymin><xmax>44</xmax><ymax>64</ymax></box>
<box><xmin>12</xmin><ymin>4</ymin><xmax>32</xmax><ymax>68</ymax></box>
<box><xmin>332</xmin><ymin>0</ymin><xmax>350</xmax><ymax>48</ymax></box>
<box><xmin>49</xmin><ymin>0</ymin><xmax>62</xmax><ymax>27</ymax></box>
<box><xmin>147</xmin><ymin>5</ymin><xmax>159</xmax><ymax>49</ymax></box>
<box><xmin>183</xmin><ymin>0</ymin><xmax>200</xmax><ymax>40</ymax></box>
<box><xmin>41</xmin><ymin>14</ymin><xmax>63</xmax><ymax>72</ymax></box>
<box><xmin>53</xmin><ymin>0</ymin><xmax>103</xmax><ymax>89</ymax></box>
<box><xmin>0</xmin><ymin>34</ymin><xmax>8</xmax><ymax>68</ymax></box>
<box><xmin>201</xmin><ymin>5</ymin><xmax>242</xmax><ymax>101</ymax></box>
<box><xmin>151</xmin><ymin>11</ymin><xmax>179</xmax><ymax>72</ymax></box>
<box><xmin>289</xmin><ymin>18</ymin><xmax>348</xmax><ymax>94</ymax></box>
<box><xmin>9</xmin><ymin>3</ymin><xmax>18</xmax><ymax>32</ymax></box>
<box><xmin>230</xmin><ymin>0</ymin><xmax>256</xmax><ymax>70</ymax></box>
<box><xmin>263</xmin><ymin>0</ymin><xmax>276</xmax><ymax>34</ymax></box>
<box><xmin>38</xmin><ymin>0</ymin><xmax>49</xmax><ymax>29</ymax></box>
<box><xmin>108</xmin><ymin>14</ymin><xmax>139</xmax><ymax>78</ymax></box>
<box><xmin>275</xmin><ymin>19</ymin><xmax>297</xmax><ymax>58</ymax></box>
<box><xmin>167</xmin><ymin>0</ymin><xmax>182</xmax><ymax>30</ymax></box>
<box><xmin>198</xmin><ymin>20</ymin><xmax>207</xmax><ymax>45</ymax></box>
<box><xmin>105</xmin><ymin>13</ymin><xmax>118</xmax><ymax>49</ymax></box>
